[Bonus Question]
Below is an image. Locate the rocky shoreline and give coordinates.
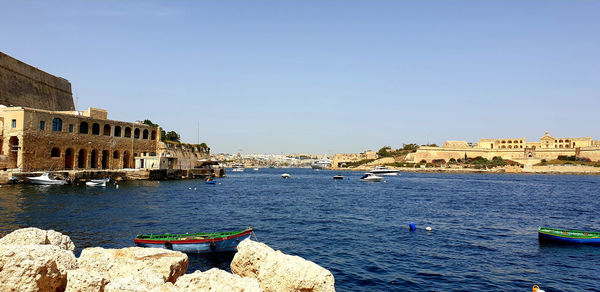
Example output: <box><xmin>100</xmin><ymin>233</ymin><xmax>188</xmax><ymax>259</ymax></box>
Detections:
<box><xmin>0</xmin><ymin>228</ymin><xmax>335</xmax><ymax>292</ymax></box>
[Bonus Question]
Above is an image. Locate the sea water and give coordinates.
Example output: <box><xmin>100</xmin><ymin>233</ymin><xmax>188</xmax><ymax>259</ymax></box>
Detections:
<box><xmin>1</xmin><ymin>168</ymin><xmax>599</xmax><ymax>291</ymax></box>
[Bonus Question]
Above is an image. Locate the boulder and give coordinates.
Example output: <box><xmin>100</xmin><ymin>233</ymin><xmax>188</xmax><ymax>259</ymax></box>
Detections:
<box><xmin>65</xmin><ymin>269</ymin><xmax>109</xmax><ymax>292</ymax></box>
<box><xmin>77</xmin><ymin>247</ymin><xmax>188</xmax><ymax>290</ymax></box>
<box><xmin>0</xmin><ymin>227</ymin><xmax>75</xmax><ymax>251</ymax></box>
<box><xmin>175</xmin><ymin>268</ymin><xmax>262</xmax><ymax>292</ymax></box>
<box><xmin>231</xmin><ymin>239</ymin><xmax>335</xmax><ymax>292</ymax></box>
<box><xmin>0</xmin><ymin>244</ymin><xmax>77</xmax><ymax>292</ymax></box>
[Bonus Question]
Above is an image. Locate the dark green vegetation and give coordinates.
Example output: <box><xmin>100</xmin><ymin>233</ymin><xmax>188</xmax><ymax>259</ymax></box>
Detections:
<box><xmin>537</xmin><ymin>156</ymin><xmax>600</xmax><ymax>167</ymax></box>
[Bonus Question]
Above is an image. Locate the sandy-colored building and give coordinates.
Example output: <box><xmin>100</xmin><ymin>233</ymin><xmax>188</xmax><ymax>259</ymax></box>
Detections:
<box><xmin>408</xmin><ymin>132</ymin><xmax>600</xmax><ymax>164</ymax></box>
<box><xmin>0</xmin><ymin>51</ymin><xmax>209</xmax><ymax>172</ymax></box>
<box><xmin>331</xmin><ymin>150</ymin><xmax>378</xmax><ymax>168</ymax></box>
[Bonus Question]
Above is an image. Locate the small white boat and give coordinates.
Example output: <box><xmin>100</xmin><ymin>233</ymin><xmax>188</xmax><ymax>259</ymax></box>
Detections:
<box><xmin>281</xmin><ymin>173</ymin><xmax>291</xmax><ymax>179</ymax></box>
<box><xmin>333</xmin><ymin>175</ymin><xmax>344</xmax><ymax>180</ymax></box>
<box><xmin>86</xmin><ymin>178</ymin><xmax>110</xmax><ymax>187</ymax></box>
<box><xmin>231</xmin><ymin>164</ymin><xmax>245</xmax><ymax>172</ymax></box>
<box><xmin>368</xmin><ymin>166</ymin><xmax>400</xmax><ymax>176</ymax></box>
<box><xmin>27</xmin><ymin>173</ymin><xmax>68</xmax><ymax>185</ymax></box>
<box><xmin>253</xmin><ymin>168</ymin><xmax>259</xmax><ymax>171</ymax></box>
<box><xmin>360</xmin><ymin>173</ymin><xmax>383</xmax><ymax>182</ymax></box>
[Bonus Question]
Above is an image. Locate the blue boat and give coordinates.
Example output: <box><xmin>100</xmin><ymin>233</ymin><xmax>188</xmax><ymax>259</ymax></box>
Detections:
<box><xmin>134</xmin><ymin>227</ymin><xmax>254</xmax><ymax>253</ymax></box>
<box><xmin>205</xmin><ymin>177</ymin><xmax>216</xmax><ymax>184</ymax></box>
<box><xmin>538</xmin><ymin>227</ymin><xmax>600</xmax><ymax>244</ymax></box>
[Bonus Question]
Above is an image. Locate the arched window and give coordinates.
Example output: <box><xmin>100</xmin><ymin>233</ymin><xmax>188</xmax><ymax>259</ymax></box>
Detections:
<box><xmin>79</xmin><ymin>122</ymin><xmax>89</xmax><ymax>134</ymax></box>
<box><xmin>508</xmin><ymin>145</ymin><xmax>512</xmax><ymax>149</ymax></box>
<box><xmin>103</xmin><ymin>124</ymin><xmax>111</xmax><ymax>136</ymax></box>
<box><xmin>92</xmin><ymin>123</ymin><xmax>100</xmax><ymax>135</ymax></box>
<box><xmin>143</xmin><ymin>129</ymin><xmax>149</xmax><ymax>139</ymax></box>
<box><xmin>134</xmin><ymin>128</ymin><xmax>140</xmax><ymax>139</ymax></box>
<box><xmin>151</xmin><ymin>130</ymin><xmax>156</xmax><ymax>140</ymax></box>
<box><xmin>52</xmin><ymin>118</ymin><xmax>62</xmax><ymax>132</ymax></box>
<box><xmin>559</xmin><ymin>139</ymin><xmax>563</xmax><ymax>143</ymax></box>
<box><xmin>113</xmin><ymin>151</ymin><xmax>120</xmax><ymax>159</ymax></box>
<box><xmin>51</xmin><ymin>147</ymin><xmax>60</xmax><ymax>157</ymax></box>
<box><xmin>124</xmin><ymin>127</ymin><xmax>131</xmax><ymax>138</ymax></box>
<box><xmin>114</xmin><ymin>126</ymin><xmax>122</xmax><ymax>137</ymax></box>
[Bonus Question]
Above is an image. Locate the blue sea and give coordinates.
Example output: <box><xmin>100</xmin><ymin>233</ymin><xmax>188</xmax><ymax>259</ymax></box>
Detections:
<box><xmin>1</xmin><ymin>168</ymin><xmax>599</xmax><ymax>291</ymax></box>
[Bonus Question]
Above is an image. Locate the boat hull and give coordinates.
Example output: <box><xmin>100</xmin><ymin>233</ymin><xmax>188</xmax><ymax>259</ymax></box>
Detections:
<box><xmin>538</xmin><ymin>227</ymin><xmax>600</xmax><ymax>245</ymax></box>
<box><xmin>28</xmin><ymin>178</ymin><xmax>67</xmax><ymax>185</ymax></box>
<box><xmin>369</xmin><ymin>171</ymin><xmax>399</xmax><ymax>176</ymax></box>
<box><xmin>134</xmin><ymin>229</ymin><xmax>253</xmax><ymax>253</ymax></box>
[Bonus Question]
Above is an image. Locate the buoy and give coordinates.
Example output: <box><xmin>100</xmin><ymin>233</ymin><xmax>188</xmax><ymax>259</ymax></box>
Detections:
<box><xmin>188</xmin><ymin>187</ymin><xmax>192</xmax><ymax>190</ymax></box>
<box><xmin>116</xmin><ymin>185</ymin><xmax>119</xmax><ymax>189</ymax></box>
<box><xmin>193</xmin><ymin>187</ymin><xmax>197</xmax><ymax>190</ymax></box>
<box><xmin>426</xmin><ymin>226</ymin><xmax>432</xmax><ymax>231</ymax></box>
<box><xmin>409</xmin><ymin>222</ymin><xmax>416</xmax><ymax>231</ymax></box>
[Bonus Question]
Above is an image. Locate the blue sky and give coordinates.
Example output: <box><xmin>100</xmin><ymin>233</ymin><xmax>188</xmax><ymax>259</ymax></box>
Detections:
<box><xmin>1</xmin><ymin>1</ymin><xmax>599</xmax><ymax>154</ymax></box>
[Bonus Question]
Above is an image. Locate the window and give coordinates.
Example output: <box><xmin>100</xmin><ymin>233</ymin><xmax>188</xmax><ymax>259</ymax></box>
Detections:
<box><xmin>40</xmin><ymin>121</ymin><xmax>45</xmax><ymax>131</ymax></box>
<box><xmin>51</xmin><ymin>147</ymin><xmax>60</xmax><ymax>157</ymax></box>
<box><xmin>114</xmin><ymin>126</ymin><xmax>121</xmax><ymax>137</ymax></box>
<box><xmin>11</xmin><ymin>119</ymin><xmax>16</xmax><ymax>128</ymax></box>
<box><xmin>69</xmin><ymin>124</ymin><xmax>73</xmax><ymax>133</ymax></box>
<box><xmin>151</xmin><ymin>130</ymin><xmax>156</xmax><ymax>140</ymax></box>
<box><xmin>142</xmin><ymin>129</ymin><xmax>148</xmax><ymax>139</ymax></box>
<box><xmin>113</xmin><ymin>151</ymin><xmax>120</xmax><ymax>159</ymax></box>
<box><xmin>52</xmin><ymin>118</ymin><xmax>62</xmax><ymax>132</ymax></box>
<box><xmin>134</xmin><ymin>128</ymin><xmax>140</xmax><ymax>139</ymax></box>
<box><xmin>103</xmin><ymin>124</ymin><xmax>111</xmax><ymax>136</ymax></box>
<box><xmin>79</xmin><ymin>122</ymin><xmax>89</xmax><ymax>134</ymax></box>
<box><xmin>124</xmin><ymin>127</ymin><xmax>131</xmax><ymax>138</ymax></box>
<box><xmin>92</xmin><ymin>123</ymin><xmax>100</xmax><ymax>135</ymax></box>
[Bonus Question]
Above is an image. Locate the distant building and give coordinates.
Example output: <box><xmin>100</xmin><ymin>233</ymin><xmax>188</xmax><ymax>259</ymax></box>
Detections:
<box><xmin>407</xmin><ymin>132</ymin><xmax>600</xmax><ymax>164</ymax></box>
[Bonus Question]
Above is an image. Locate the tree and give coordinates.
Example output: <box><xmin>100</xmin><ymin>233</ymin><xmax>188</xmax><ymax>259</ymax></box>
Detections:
<box><xmin>402</xmin><ymin>144</ymin><xmax>419</xmax><ymax>152</ymax></box>
<box><xmin>142</xmin><ymin>120</ymin><xmax>159</xmax><ymax>128</ymax></box>
<box><xmin>164</xmin><ymin>131</ymin><xmax>180</xmax><ymax>142</ymax></box>
<box><xmin>377</xmin><ymin>146</ymin><xmax>392</xmax><ymax>157</ymax></box>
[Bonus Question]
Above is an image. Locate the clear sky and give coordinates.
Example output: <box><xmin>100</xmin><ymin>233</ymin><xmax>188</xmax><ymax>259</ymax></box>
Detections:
<box><xmin>1</xmin><ymin>1</ymin><xmax>599</xmax><ymax>154</ymax></box>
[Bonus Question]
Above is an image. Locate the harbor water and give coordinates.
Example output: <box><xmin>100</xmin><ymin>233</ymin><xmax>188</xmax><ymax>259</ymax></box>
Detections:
<box><xmin>1</xmin><ymin>168</ymin><xmax>599</xmax><ymax>291</ymax></box>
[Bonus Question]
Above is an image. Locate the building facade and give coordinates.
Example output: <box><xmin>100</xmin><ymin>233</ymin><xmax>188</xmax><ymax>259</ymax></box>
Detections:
<box><xmin>407</xmin><ymin>132</ymin><xmax>600</xmax><ymax>164</ymax></box>
<box><xmin>0</xmin><ymin>106</ymin><xmax>159</xmax><ymax>171</ymax></box>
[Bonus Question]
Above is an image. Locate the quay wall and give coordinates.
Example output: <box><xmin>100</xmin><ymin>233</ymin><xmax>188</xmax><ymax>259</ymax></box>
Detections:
<box><xmin>0</xmin><ymin>52</ymin><xmax>74</xmax><ymax>111</ymax></box>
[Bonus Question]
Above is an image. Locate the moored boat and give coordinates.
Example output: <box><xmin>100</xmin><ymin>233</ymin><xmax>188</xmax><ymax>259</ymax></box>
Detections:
<box><xmin>360</xmin><ymin>173</ymin><xmax>383</xmax><ymax>182</ymax></box>
<box><xmin>368</xmin><ymin>166</ymin><xmax>400</xmax><ymax>176</ymax></box>
<box><xmin>281</xmin><ymin>173</ymin><xmax>291</xmax><ymax>179</ymax></box>
<box><xmin>333</xmin><ymin>175</ymin><xmax>344</xmax><ymax>180</ymax></box>
<box><xmin>538</xmin><ymin>226</ymin><xmax>600</xmax><ymax>244</ymax></box>
<box><xmin>86</xmin><ymin>178</ymin><xmax>110</xmax><ymax>187</ymax></box>
<box><xmin>134</xmin><ymin>227</ymin><xmax>254</xmax><ymax>253</ymax></box>
<box><xmin>311</xmin><ymin>158</ymin><xmax>332</xmax><ymax>169</ymax></box>
<box><xmin>28</xmin><ymin>173</ymin><xmax>68</xmax><ymax>185</ymax></box>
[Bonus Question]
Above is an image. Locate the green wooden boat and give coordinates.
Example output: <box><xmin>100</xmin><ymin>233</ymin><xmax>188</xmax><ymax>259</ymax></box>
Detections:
<box><xmin>538</xmin><ymin>226</ymin><xmax>600</xmax><ymax>244</ymax></box>
<box><xmin>134</xmin><ymin>227</ymin><xmax>254</xmax><ymax>253</ymax></box>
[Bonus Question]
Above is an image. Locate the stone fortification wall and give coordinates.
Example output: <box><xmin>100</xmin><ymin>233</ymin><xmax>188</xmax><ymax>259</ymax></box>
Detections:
<box><xmin>157</xmin><ymin>141</ymin><xmax>210</xmax><ymax>169</ymax></box>
<box><xmin>0</xmin><ymin>52</ymin><xmax>74</xmax><ymax>111</ymax></box>
<box><xmin>409</xmin><ymin>146</ymin><xmax>600</xmax><ymax>164</ymax></box>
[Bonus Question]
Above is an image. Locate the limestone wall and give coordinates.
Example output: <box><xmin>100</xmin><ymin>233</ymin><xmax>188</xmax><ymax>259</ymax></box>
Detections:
<box><xmin>0</xmin><ymin>52</ymin><xmax>74</xmax><ymax>111</ymax></box>
<box><xmin>2</xmin><ymin>107</ymin><xmax>158</xmax><ymax>171</ymax></box>
<box><xmin>157</xmin><ymin>142</ymin><xmax>210</xmax><ymax>169</ymax></box>
<box><xmin>409</xmin><ymin>146</ymin><xmax>600</xmax><ymax>164</ymax></box>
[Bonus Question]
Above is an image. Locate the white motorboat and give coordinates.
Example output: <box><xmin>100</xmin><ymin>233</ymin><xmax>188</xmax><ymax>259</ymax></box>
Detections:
<box><xmin>86</xmin><ymin>178</ymin><xmax>110</xmax><ymax>187</ymax></box>
<box><xmin>360</xmin><ymin>173</ymin><xmax>383</xmax><ymax>182</ymax></box>
<box><xmin>281</xmin><ymin>173</ymin><xmax>291</xmax><ymax>179</ymax></box>
<box><xmin>311</xmin><ymin>158</ymin><xmax>332</xmax><ymax>169</ymax></box>
<box><xmin>253</xmin><ymin>168</ymin><xmax>259</xmax><ymax>171</ymax></box>
<box><xmin>231</xmin><ymin>164</ymin><xmax>245</xmax><ymax>172</ymax></box>
<box><xmin>368</xmin><ymin>166</ymin><xmax>400</xmax><ymax>176</ymax></box>
<box><xmin>27</xmin><ymin>173</ymin><xmax>68</xmax><ymax>185</ymax></box>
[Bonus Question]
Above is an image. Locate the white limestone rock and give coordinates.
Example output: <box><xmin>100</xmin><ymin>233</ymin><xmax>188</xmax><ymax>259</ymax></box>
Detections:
<box><xmin>0</xmin><ymin>244</ymin><xmax>77</xmax><ymax>292</ymax></box>
<box><xmin>65</xmin><ymin>269</ymin><xmax>109</xmax><ymax>292</ymax></box>
<box><xmin>77</xmin><ymin>247</ymin><xmax>188</xmax><ymax>290</ymax></box>
<box><xmin>0</xmin><ymin>227</ymin><xmax>75</xmax><ymax>251</ymax></box>
<box><xmin>231</xmin><ymin>239</ymin><xmax>335</xmax><ymax>292</ymax></box>
<box><xmin>175</xmin><ymin>268</ymin><xmax>262</xmax><ymax>292</ymax></box>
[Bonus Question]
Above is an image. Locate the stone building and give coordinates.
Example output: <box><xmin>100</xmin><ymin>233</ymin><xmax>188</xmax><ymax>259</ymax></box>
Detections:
<box><xmin>0</xmin><ymin>51</ymin><xmax>208</xmax><ymax>172</ymax></box>
<box><xmin>407</xmin><ymin>132</ymin><xmax>600</xmax><ymax>164</ymax></box>
<box><xmin>0</xmin><ymin>106</ymin><xmax>159</xmax><ymax>171</ymax></box>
